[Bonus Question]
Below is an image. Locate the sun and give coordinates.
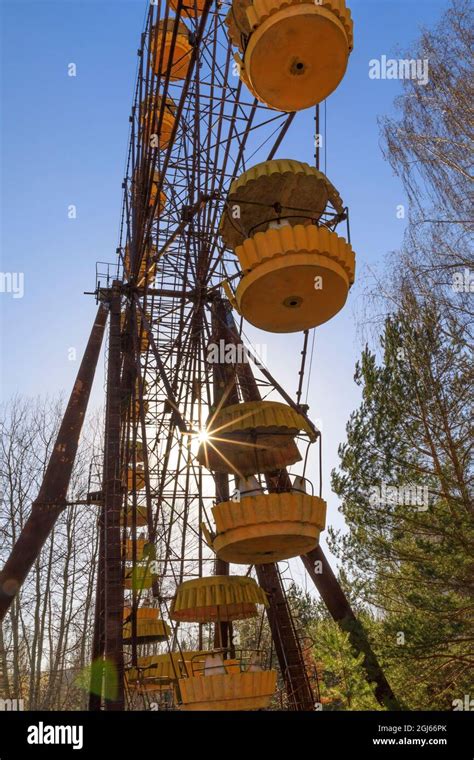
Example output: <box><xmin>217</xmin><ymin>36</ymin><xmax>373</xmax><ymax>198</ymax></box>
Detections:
<box><xmin>196</xmin><ymin>429</ymin><xmax>209</xmax><ymax>445</ymax></box>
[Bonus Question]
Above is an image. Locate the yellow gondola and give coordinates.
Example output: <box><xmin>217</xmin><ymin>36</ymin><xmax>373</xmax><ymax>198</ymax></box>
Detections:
<box><xmin>170</xmin><ymin>577</ymin><xmax>277</xmax><ymax>710</ymax></box>
<box><xmin>170</xmin><ymin>575</ymin><xmax>268</xmax><ymax>622</ymax></box>
<box><xmin>178</xmin><ymin>668</ymin><xmax>277</xmax><ymax>711</ymax></box>
<box><xmin>220</xmin><ymin>160</ymin><xmax>355</xmax><ymax>332</ymax></box>
<box><xmin>140</xmin><ymin>94</ymin><xmax>177</xmax><ymax>150</ymax></box>
<box><xmin>196</xmin><ymin>399</ymin><xmax>315</xmax><ymax>475</ymax></box>
<box><xmin>123</xmin><ymin>607</ymin><xmax>170</xmax><ymax>643</ymax></box>
<box><xmin>126</xmin><ymin>651</ymin><xmax>207</xmax><ymax>684</ymax></box>
<box><xmin>220</xmin><ymin>159</ymin><xmax>343</xmax><ymax>250</ymax></box>
<box><xmin>226</xmin><ymin>0</ymin><xmax>354</xmax><ymax>111</ymax></box>
<box><xmin>125</xmin><ymin>651</ymin><xmax>209</xmax><ymax>699</ymax></box>
<box><xmin>211</xmin><ymin>491</ymin><xmax>327</xmax><ymax>564</ymax></box>
<box><xmin>168</xmin><ymin>0</ymin><xmax>207</xmax><ymax>18</ymax></box>
<box><xmin>150</xmin><ymin>20</ymin><xmax>192</xmax><ymax>81</ymax></box>
<box><xmin>234</xmin><ymin>223</ymin><xmax>355</xmax><ymax>332</ymax></box>
<box><xmin>149</xmin><ymin>170</ymin><xmax>167</xmax><ymax>218</ymax></box>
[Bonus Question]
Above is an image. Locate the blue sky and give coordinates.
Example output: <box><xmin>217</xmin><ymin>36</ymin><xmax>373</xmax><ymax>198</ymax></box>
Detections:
<box><xmin>0</xmin><ymin>0</ymin><xmax>447</xmax><ymax>572</ymax></box>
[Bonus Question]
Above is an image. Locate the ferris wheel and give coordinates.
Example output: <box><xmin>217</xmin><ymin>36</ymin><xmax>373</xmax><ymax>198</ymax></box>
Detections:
<box><xmin>0</xmin><ymin>0</ymin><xmax>399</xmax><ymax>713</ymax></box>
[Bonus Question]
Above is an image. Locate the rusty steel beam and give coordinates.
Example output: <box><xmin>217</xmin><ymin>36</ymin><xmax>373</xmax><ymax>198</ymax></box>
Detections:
<box><xmin>255</xmin><ymin>563</ymin><xmax>315</xmax><ymax>710</ymax></box>
<box><xmin>88</xmin><ymin>512</ymin><xmax>105</xmax><ymax>711</ymax></box>
<box><xmin>266</xmin><ymin>112</ymin><xmax>295</xmax><ymax>161</ymax></box>
<box><xmin>213</xmin><ymin>488</ymin><xmax>232</xmax><ymax>653</ymax></box>
<box><xmin>211</xmin><ymin>299</ymin><xmax>239</xmax><ymax>653</ymax></box>
<box><xmin>302</xmin><ymin>548</ymin><xmax>402</xmax><ymax>710</ymax></box>
<box><xmin>102</xmin><ymin>282</ymin><xmax>125</xmax><ymax>710</ymax></box>
<box><xmin>0</xmin><ymin>304</ymin><xmax>109</xmax><ymax>621</ymax></box>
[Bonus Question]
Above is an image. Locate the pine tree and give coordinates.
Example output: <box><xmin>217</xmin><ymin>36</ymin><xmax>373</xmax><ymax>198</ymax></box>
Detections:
<box><xmin>330</xmin><ymin>292</ymin><xmax>473</xmax><ymax>709</ymax></box>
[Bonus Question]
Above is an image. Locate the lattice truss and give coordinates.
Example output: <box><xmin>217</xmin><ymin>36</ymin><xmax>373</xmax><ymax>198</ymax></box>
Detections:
<box><xmin>114</xmin><ymin>0</ymin><xmax>323</xmax><ymax>654</ymax></box>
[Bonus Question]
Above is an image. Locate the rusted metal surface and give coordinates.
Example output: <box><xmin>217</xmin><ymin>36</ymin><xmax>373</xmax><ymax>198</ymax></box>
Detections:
<box><xmin>302</xmin><ymin>547</ymin><xmax>401</xmax><ymax>710</ymax></box>
<box><xmin>256</xmin><ymin>563</ymin><xmax>315</xmax><ymax>710</ymax></box>
<box><xmin>102</xmin><ymin>282</ymin><xmax>125</xmax><ymax>710</ymax></box>
<box><xmin>211</xmin><ymin>300</ymin><xmax>239</xmax><ymax>653</ymax></box>
<box><xmin>0</xmin><ymin>304</ymin><xmax>108</xmax><ymax>621</ymax></box>
<box><xmin>88</xmin><ymin>512</ymin><xmax>105</xmax><ymax>711</ymax></box>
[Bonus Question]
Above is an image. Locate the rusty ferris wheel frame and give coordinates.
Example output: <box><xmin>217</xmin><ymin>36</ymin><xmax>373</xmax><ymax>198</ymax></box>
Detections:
<box><xmin>0</xmin><ymin>0</ymin><xmax>400</xmax><ymax>712</ymax></box>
